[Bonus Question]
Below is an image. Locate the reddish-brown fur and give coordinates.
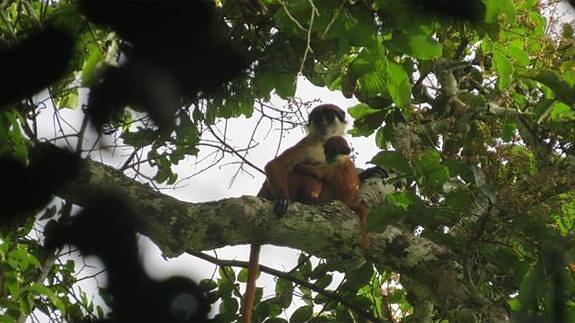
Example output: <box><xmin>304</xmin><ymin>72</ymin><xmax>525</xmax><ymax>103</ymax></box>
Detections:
<box><xmin>244</xmin><ymin>104</ymin><xmax>346</xmax><ymax>323</ymax></box>
<box><xmin>294</xmin><ymin>136</ymin><xmax>370</xmax><ymax>255</ymax></box>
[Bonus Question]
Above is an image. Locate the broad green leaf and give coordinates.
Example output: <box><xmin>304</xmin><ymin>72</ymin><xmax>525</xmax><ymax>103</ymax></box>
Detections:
<box><xmin>315</xmin><ymin>274</ymin><xmax>333</xmax><ymax>289</ymax></box>
<box><xmin>407</xmin><ymin>34</ymin><xmax>443</xmax><ymax>60</ymax></box>
<box><xmin>265</xmin><ymin>319</ymin><xmax>288</xmax><ymax>323</ymax></box>
<box><xmin>310</xmin><ymin>263</ymin><xmax>330</xmax><ymax>280</ymax></box>
<box><xmin>199</xmin><ymin>279</ymin><xmax>217</xmax><ymax>291</ymax></box>
<box><xmin>262</xmin><ymin>299</ymin><xmax>283</xmax><ymax>319</ymax></box>
<box><xmin>347</xmin><ymin>103</ymin><xmax>380</xmax><ymax>119</ymax></box>
<box><xmin>57</xmin><ymin>90</ymin><xmax>78</xmax><ymax>109</ymax></box>
<box><xmin>443</xmin><ymin>190</ymin><xmax>470</xmax><ymax>210</ymax></box>
<box><xmin>549</xmin><ymin>101</ymin><xmax>575</xmax><ymax>121</ymax></box>
<box><xmin>29</xmin><ymin>283</ymin><xmax>66</xmax><ymax>314</ymax></box>
<box><xmin>533</xmin><ymin>99</ymin><xmax>555</xmax><ymax>123</ymax></box>
<box><xmin>238</xmin><ymin>268</ymin><xmax>249</xmax><ymax>283</ymax></box>
<box><xmin>273</xmin><ymin>0</ymin><xmax>311</xmax><ymax>39</ymax></box>
<box><xmin>518</xmin><ymin>262</ymin><xmax>545</xmax><ymax>313</ymax></box>
<box><xmin>493</xmin><ymin>52</ymin><xmax>513</xmax><ymax>91</ymax></box>
<box><xmin>367</xmin><ymin>202</ymin><xmax>407</xmax><ymax>232</ymax></box>
<box><xmin>275</xmin><ymin>278</ymin><xmax>293</xmax><ymax>309</ymax></box>
<box><xmin>386</xmin><ymin>61</ymin><xmax>412</xmax><ymax>107</ymax></box>
<box><xmin>344</xmin><ymin>263</ymin><xmax>373</xmax><ymax>290</ymax></box>
<box><xmin>219</xmin><ymin>266</ymin><xmax>236</xmax><ymax>283</ymax></box>
<box><xmin>371</xmin><ymin>151</ymin><xmax>413</xmax><ymax>175</ymax></box>
<box><xmin>524</xmin><ymin>70</ymin><xmax>575</xmax><ymax>105</ymax></box>
<box><xmin>121</xmin><ymin>128</ymin><xmax>156</xmax><ymax>149</ymax></box>
<box><xmin>274</xmin><ymin>72</ymin><xmax>297</xmax><ymax>99</ymax></box>
<box><xmin>358</xmin><ymin>72</ymin><xmax>386</xmax><ymax>98</ymax></box>
<box><xmin>386</xmin><ymin>191</ymin><xmax>418</xmax><ymax>210</ymax></box>
<box><xmin>502</xmin><ymin>120</ymin><xmax>517</xmax><ymax>142</ymax></box>
<box><xmin>289</xmin><ymin>305</ymin><xmax>313</xmax><ymax>323</ymax></box>
<box><xmin>335</xmin><ymin>305</ymin><xmax>353</xmax><ymax>322</ymax></box>
<box><xmin>220</xmin><ymin>296</ymin><xmax>240</xmax><ymax>318</ymax></box>
<box><xmin>81</xmin><ymin>42</ymin><xmax>103</xmax><ymax>86</ymax></box>
<box><xmin>392</xmin><ymin>29</ymin><xmax>442</xmax><ymax>61</ymax></box>
<box><xmin>299</xmin><ymin>260</ymin><xmax>311</xmax><ymax>279</ymax></box>
<box><xmin>414</xmin><ymin>150</ymin><xmax>450</xmax><ymax>191</ymax></box>
<box><xmin>484</xmin><ymin>0</ymin><xmax>517</xmax><ymax>24</ymax></box>
<box><xmin>347</xmin><ymin>6</ymin><xmax>377</xmax><ymax>46</ymax></box>
<box><xmin>563</xmin><ymin>69</ymin><xmax>575</xmax><ymax>86</ymax></box>
<box><xmin>506</xmin><ymin>45</ymin><xmax>530</xmax><ymax>67</ymax></box>
<box><xmin>3</xmin><ymin>111</ymin><xmax>28</xmax><ymax>162</ymax></box>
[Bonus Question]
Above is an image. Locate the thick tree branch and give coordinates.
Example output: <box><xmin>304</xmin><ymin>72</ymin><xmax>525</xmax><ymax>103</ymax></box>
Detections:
<box><xmin>54</xmin><ymin>151</ymin><xmax>510</xmax><ymax>321</ymax></box>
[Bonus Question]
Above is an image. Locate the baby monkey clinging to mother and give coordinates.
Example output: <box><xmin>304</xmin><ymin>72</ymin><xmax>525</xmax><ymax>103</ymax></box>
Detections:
<box><xmin>244</xmin><ymin>104</ymin><xmax>370</xmax><ymax>323</ymax></box>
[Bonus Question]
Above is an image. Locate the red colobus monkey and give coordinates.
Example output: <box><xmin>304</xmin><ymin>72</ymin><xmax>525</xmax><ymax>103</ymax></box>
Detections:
<box><xmin>257</xmin><ymin>104</ymin><xmax>347</xmax><ymax>213</ymax></box>
<box><xmin>294</xmin><ymin>136</ymin><xmax>369</xmax><ymax>255</ymax></box>
<box><xmin>244</xmin><ymin>104</ymin><xmax>346</xmax><ymax>323</ymax></box>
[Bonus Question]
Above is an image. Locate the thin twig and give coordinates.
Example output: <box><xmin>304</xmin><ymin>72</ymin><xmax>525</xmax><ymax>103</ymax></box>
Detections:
<box><xmin>207</xmin><ymin>124</ymin><xmax>265</xmax><ymax>175</ymax></box>
<box><xmin>186</xmin><ymin>249</ymin><xmax>383</xmax><ymax>323</ymax></box>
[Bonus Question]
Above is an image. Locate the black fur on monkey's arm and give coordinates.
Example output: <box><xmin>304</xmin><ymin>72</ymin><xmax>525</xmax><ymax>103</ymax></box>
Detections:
<box><xmin>359</xmin><ymin>166</ymin><xmax>389</xmax><ymax>181</ymax></box>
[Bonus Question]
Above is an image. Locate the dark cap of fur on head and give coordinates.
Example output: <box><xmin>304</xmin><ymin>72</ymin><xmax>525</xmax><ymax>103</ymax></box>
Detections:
<box><xmin>307</xmin><ymin>104</ymin><xmax>346</xmax><ymax>126</ymax></box>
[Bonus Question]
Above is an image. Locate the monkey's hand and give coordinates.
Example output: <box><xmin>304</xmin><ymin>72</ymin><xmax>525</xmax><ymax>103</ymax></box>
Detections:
<box><xmin>273</xmin><ymin>199</ymin><xmax>289</xmax><ymax>216</ymax></box>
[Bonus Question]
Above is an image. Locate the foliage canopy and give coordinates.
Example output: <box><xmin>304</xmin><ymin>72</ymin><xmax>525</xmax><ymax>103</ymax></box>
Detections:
<box><xmin>1</xmin><ymin>0</ymin><xmax>575</xmax><ymax>322</ymax></box>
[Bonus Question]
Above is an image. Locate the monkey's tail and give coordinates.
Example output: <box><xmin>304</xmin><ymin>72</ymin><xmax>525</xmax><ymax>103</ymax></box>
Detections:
<box><xmin>352</xmin><ymin>204</ymin><xmax>371</xmax><ymax>259</ymax></box>
<box><xmin>242</xmin><ymin>243</ymin><xmax>261</xmax><ymax>323</ymax></box>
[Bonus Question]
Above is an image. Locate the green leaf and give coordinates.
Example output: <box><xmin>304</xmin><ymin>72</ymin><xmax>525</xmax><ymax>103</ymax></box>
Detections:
<box><xmin>335</xmin><ymin>305</ymin><xmax>353</xmax><ymax>322</ymax></box>
<box><xmin>518</xmin><ymin>262</ymin><xmax>545</xmax><ymax>313</ymax></box>
<box><xmin>81</xmin><ymin>42</ymin><xmax>103</xmax><ymax>86</ymax></box>
<box><xmin>386</xmin><ymin>191</ymin><xmax>418</xmax><ymax>210</ymax></box>
<box><xmin>493</xmin><ymin>51</ymin><xmax>513</xmax><ymax>91</ymax></box>
<box><xmin>367</xmin><ymin>202</ymin><xmax>407</xmax><ymax>232</ymax></box>
<box><xmin>238</xmin><ymin>268</ymin><xmax>249</xmax><ymax>283</ymax></box>
<box><xmin>273</xmin><ymin>72</ymin><xmax>297</xmax><ymax>99</ymax></box>
<box><xmin>386</xmin><ymin>61</ymin><xmax>412</xmax><ymax>107</ymax></box>
<box><xmin>265</xmin><ymin>318</ymin><xmax>288</xmax><ymax>323</ymax></box>
<box><xmin>344</xmin><ymin>263</ymin><xmax>373</xmax><ymax>290</ymax></box>
<box><xmin>414</xmin><ymin>150</ymin><xmax>450</xmax><ymax>191</ymax></box>
<box><xmin>289</xmin><ymin>305</ymin><xmax>313</xmax><ymax>323</ymax></box>
<box><xmin>57</xmin><ymin>90</ymin><xmax>78</xmax><ymax>109</ymax></box>
<box><xmin>484</xmin><ymin>0</ymin><xmax>517</xmax><ymax>24</ymax></box>
<box><xmin>533</xmin><ymin>99</ymin><xmax>555</xmax><ymax>123</ymax></box>
<box><xmin>501</xmin><ymin>120</ymin><xmax>517</xmax><ymax>142</ymax></box>
<box><xmin>347</xmin><ymin>103</ymin><xmax>380</xmax><ymax>119</ymax></box>
<box><xmin>407</xmin><ymin>34</ymin><xmax>443</xmax><ymax>60</ymax></box>
<box><xmin>220</xmin><ymin>296</ymin><xmax>240</xmax><ymax>318</ymax></box>
<box><xmin>275</xmin><ymin>278</ymin><xmax>293</xmax><ymax>309</ymax></box>
<box><xmin>29</xmin><ymin>283</ymin><xmax>66</xmax><ymax>314</ymax></box>
<box><xmin>525</xmin><ymin>71</ymin><xmax>575</xmax><ymax>105</ymax></box>
<box><xmin>297</xmin><ymin>254</ymin><xmax>312</xmax><ymax>278</ymax></box>
<box><xmin>121</xmin><ymin>128</ymin><xmax>156</xmax><ymax>149</ymax></box>
<box><xmin>310</xmin><ymin>263</ymin><xmax>330</xmax><ymax>280</ymax></box>
<box><xmin>199</xmin><ymin>279</ymin><xmax>218</xmax><ymax>291</ymax></box>
<box><xmin>3</xmin><ymin>111</ymin><xmax>28</xmax><ymax>162</ymax></box>
<box><xmin>219</xmin><ymin>266</ymin><xmax>236</xmax><ymax>283</ymax></box>
<box><xmin>443</xmin><ymin>190</ymin><xmax>470</xmax><ymax>210</ymax></box>
<box><xmin>371</xmin><ymin>151</ymin><xmax>413</xmax><ymax>175</ymax></box>
<box><xmin>358</xmin><ymin>72</ymin><xmax>387</xmax><ymax>98</ymax></box>
<box><xmin>506</xmin><ymin>45</ymin><xmax>530</xmax><ymax>67</ymax></box>
<box><xmin>315</xmin><ymin>274</ymin><xmax>333</xmax><ymax>289</ymax></box>
<box><xmin>549</xmin><ymin>101</ymin><xmax>575</xmax><ymax>121</ymax></box>
<box><xmin>347</xmin><ymin>6</ymin><xmax>377</xmax><ymax>46</ymax></box>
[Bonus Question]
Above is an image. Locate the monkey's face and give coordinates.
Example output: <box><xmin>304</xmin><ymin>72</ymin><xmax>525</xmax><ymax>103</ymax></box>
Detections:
<box><xmin>307</xmin><ymin>104</ymin><xmax>347</xmax><ymax>139</ymax></box>
<box><xmin>324</xmin><ymin>136</ymin><xmax>351</xmax><ymax>160</ymax></box>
